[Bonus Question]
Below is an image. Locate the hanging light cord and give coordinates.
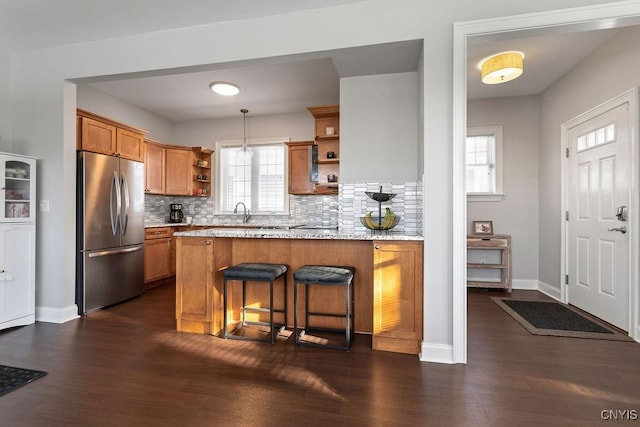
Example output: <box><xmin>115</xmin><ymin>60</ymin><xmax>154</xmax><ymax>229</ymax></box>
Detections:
<box><xmin>241</xmin><ymin>108</ymin><xmax>248</xmax><ymax>152</ymax></box>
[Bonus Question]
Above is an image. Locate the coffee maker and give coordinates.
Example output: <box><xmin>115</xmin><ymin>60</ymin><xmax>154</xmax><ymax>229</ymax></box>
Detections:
<box><xmin>169</xmin><ymin>203</ymin><xmax>184</xmax><ymax>223</ymax></box>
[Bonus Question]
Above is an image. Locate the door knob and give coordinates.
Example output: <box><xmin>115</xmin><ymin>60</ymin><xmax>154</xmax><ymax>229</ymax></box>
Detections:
<box><xmin>608</xmin><ymin>226</ymin><xmax>627</xmax><ymax>234</ymax></box>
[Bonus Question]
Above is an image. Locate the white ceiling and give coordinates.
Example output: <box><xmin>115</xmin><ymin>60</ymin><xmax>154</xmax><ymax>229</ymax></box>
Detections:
<box><xmin>0</xmin><ymin>1</ymin><xmax>632</xmax><ymax>121</ymax></box>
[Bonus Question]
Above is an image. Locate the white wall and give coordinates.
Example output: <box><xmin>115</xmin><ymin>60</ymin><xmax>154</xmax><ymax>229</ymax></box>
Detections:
<box><xmin>468</xmin><ymin>96</ymin><xmax>540</xmax><ymax>283</ymax></box>
<box><xmin>539</xmin><ymin>26</ymin><xmax>640</xmax><ymax>303</ymax></box>
<box><xmin>77</xmin><ymin>85</ymin><xmax>174</xmax><ymax>142</ymax></box>
<box><xmin>173</xmin><ymin>112</ymin><xmax>314</xmax><ymax>149</ymax></box>
<box><xmin>0</xmin><ymin>48</ymin><xmax>11</xmax><ymax>152</ymax></box>
<box><xmin>6</xmin><ymin>0</ymin><xmax>621</xmax><ymax>363</ymax></box>
<box><xmin>340</xmin><ymin>72</ymin><xmax>418</xmax><ymax>182</ymax></box>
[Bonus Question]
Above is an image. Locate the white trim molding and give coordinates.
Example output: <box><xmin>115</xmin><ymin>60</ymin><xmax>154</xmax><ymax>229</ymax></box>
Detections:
<box><xmin>36</xmin><ymin>305</ymin><xmax>80</xmax><ymax>324</ymax></box>
<box><xmin>420</xmin><ymin>342</ymin><xmax>454</xmax><ymax>364</ymax></box>
<box><xmin>453</xmin><ymin>0</ymin><xmax>640</xmax><ymax>364</ymax></box>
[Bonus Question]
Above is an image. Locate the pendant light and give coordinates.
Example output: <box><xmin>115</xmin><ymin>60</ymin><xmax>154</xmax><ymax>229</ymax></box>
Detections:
<box><xmin>237</xmin><ymin>108</ymin><xmax>253</xmax><ymax>162</ymax></box>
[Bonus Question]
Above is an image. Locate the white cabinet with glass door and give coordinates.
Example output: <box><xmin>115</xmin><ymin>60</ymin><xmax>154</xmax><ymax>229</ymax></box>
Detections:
<box><xmin>0</xmin><ymin>152</ymin><xmax>36</xmax><ymax>330</ymax></box>
<box><xmin>1</xmin><ymin>153</ymin><xmax>36</xmax><ymax>222</ymax></box>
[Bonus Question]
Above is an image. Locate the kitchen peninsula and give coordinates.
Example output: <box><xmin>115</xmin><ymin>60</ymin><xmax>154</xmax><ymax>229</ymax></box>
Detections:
<box><xmin>174</xmin><ymin>228</ymin><xmax>424</xmax><ymax>354</ymax></box>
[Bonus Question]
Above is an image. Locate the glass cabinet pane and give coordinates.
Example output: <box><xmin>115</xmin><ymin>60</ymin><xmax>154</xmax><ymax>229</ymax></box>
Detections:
<box><xmin>4</xmin><ymin>159</ymin><xmax>34</xmax><ymax>220</ymax></box>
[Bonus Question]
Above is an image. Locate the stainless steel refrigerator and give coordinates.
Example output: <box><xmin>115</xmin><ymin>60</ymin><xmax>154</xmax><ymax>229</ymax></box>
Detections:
<box><xmin>76</xmin><ymin>151</ymin><xmax>145</xmax><ymax>314</ymax></box>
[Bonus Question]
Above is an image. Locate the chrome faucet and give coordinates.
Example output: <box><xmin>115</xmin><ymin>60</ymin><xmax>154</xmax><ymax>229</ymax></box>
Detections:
<box><xmin>233</xmin><ymin>202</ymin><xmax>250</xmax><ymax>223</ymax></box>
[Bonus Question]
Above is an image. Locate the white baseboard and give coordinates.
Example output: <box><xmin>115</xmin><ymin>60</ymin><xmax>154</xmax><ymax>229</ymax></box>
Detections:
<box><xmin>420</xmin><ymin>342</ymin><xmax>455</xmax><ymax>364</ymax></box>
<box><xmin>512</xmin><ymin>279</ymin><xmax>538</xmax><ymax>290</ymax></box>
<box><xmin>36</xmin><ymin>305</ymin><xmax>80</xmax><ymax>324</ymax></box>
<box><xmin>1</xmin><ymin>314</ymin><xmax>35</xmax><ymax>329</ymax></box>
<box><xmin>537</xmin><ymin>281</ymin><xmax>562</xmax><ymax>301</ymax></box>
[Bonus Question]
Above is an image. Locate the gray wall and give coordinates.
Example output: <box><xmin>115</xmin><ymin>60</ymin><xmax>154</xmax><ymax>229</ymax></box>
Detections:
<box><xmin>77</xmin><ymin>85</ymin><xmax>174</xmax><ymax>143</ymax></box>
<box><xmin>539</xmin><ymin>25</ymin><xmax>640</xmax><ymax>301</ymax></box>
<box><xmin>0</xmin><ymin>48</ymin><xmax>11</xmax><ymax>152</ymax></box>
<box><xmin>340</xmin><ymin>72</ymin><xmax>418</xmax><ymax>183</ymax></box>
<box><xmin>173</xmin><ymin>112</ymin><xmax>314</xmax><ymax>149</ymax></box>
<box><xmin>467</xmin><ymin>96</ymin><xmax>540</xmax><ymax>284</ymax></box>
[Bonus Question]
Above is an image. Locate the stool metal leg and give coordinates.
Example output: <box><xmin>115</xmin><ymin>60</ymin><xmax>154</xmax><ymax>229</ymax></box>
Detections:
<box><xmin>293</xmin><ymin>280</ymin><xmax>299</xmax><ymax>347</ymax></box>
<box><xmin>223</xmin><ymin>277</ymin><xmax>228</xmax><ymax>339</ymax></box>
<box><xmin>304</xmin><ymin>282</ymin><xmax>309</xmax><ymax>335</ymax></box>
<box><xmin>241</xmin><ymin>280</ymin><xmax>246</xmax><ymax>326</ymax></box>
<box><xmin>269</xmin><ymin>279</ymin><xmax>274</xmax><ymax>344</ymax></box>
<box><xmin>345</xmin><ymin>281</ymin><xmax>351</xmax><ymax>349</ymax></box>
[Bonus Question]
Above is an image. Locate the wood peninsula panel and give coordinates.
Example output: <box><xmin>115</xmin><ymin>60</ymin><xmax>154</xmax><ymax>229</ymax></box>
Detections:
<box><xmin>175</xmin><ymin>236</ymin><xmax>422</xmax><ymax>354</ymax></box>
<box><xmin>176</xmin><ymin>237</ymin><xmax>232</xmax><ymax>335</ymax></box>
<box><xmin>229</xmin><ymin>238</ymin><xmax>373</xmax><ymax>333</ymax></box>
<box><xmin>372</xmin><ymin>241</ymin><xmax>423</xmax><ymax>354</ymax></box>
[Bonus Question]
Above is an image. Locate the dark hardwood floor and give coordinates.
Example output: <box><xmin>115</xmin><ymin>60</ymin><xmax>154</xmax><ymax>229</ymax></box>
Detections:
<box><xmin>1</xmin><ymin>285</ymin><xmax>639</xmax><ymax>426</ymax></box>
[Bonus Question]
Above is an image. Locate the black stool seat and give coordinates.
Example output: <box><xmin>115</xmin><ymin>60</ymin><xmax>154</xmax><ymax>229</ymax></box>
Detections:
<box><xmin>293</xmin><ymin>265</ymin><xmax>354</xmax><ymax>284</ymax></box>
<box><xmin>293</xmin><ymin>265</ymin><xmax>355</xmax><ymax>351</ymax></box>
<box><xmin>223</xmin><ymin>263</ymin><xmax>288</xmax><ymax>344</ymax></box>
<box><xmin>224</xmin><ymin>263</ymin><xmax>288</xmax><ymax>281</ymax></box>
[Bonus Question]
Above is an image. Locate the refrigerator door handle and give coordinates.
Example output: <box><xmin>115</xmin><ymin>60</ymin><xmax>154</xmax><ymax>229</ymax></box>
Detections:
<box><xmin>88</xmin><ymin>246</ymin><xmax>143</xmax><ymax>258</ymax></box>
<box><xmin>120</xmin><ymin>172</ymin><xmax>130</xmax><ymax>236</ymax></box>
<box><xmin>109</xmin><ymin>171</ymin><xmax>121</xmax><ymax>236</ymax></box>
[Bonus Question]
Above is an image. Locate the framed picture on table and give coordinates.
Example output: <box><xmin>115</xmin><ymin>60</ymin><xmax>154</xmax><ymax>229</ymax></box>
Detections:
<box><xmin>472</xmin><ymin>220</ymin><xmax>493</xmax><ymax>235</ymax></box>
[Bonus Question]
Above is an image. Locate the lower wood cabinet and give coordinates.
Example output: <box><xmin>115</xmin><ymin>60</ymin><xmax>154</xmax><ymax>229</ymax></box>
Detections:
<box><xmin>144</xmin><ymin>227</ymin><xmax>172</xmax><ymax>284</ymax></box>
<box><xmin>372</xmin><ymin>240</ymin><xmax>423</xmax><ymax>355</ymax></box>
<box><xmin>175</xmin><ymin>237</ymin><xmax>231</xmax><ymax>335</ymax></box>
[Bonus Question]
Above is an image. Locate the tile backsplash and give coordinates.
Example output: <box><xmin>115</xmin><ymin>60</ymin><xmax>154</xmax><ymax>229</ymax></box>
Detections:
<box><xmin>145</xmin><ymin>180</ymin><xmax>422</xmax><ymax>235</ymax></box>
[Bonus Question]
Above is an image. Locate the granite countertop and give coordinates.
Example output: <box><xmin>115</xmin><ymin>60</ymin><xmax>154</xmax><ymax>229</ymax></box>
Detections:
<box><xmin>172</xmin><ymin>227</ymin><xmax>423</xmax><ymax>241</ymax></box>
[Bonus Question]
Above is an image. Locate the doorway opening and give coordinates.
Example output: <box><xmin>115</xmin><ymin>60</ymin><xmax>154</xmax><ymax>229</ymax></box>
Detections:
<box><xmin>453</xmin><ymin>4</ymin><xmax>640</xmax><ymax>363</ymax></box>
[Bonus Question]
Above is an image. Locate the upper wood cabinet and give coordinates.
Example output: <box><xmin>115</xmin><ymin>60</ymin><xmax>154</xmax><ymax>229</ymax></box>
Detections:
<box><xmin>307</xmin><ymin>105</ymin><xmax>339</xmax><ymax>195</ymax></box>
<box><xmin>372</xmin><ymin>240</ymin><xmax>423</xmax><ymax>355</ymax></box>
<box><xmin>77</xmin><ymin>109</ymin><xmax>146</xmax><ymax>162</ymax></box>
<box><xmin>144</xmin><ymin>140</ymin><xmax>166</xmax><ymax>194</ymax></box>
<box><xmin>286</xmin><ymin>141</ymin><xmax>316</xmax><ymax>195</ymax></box>
<box><xmin>165</xmin><ymin>146</ymin><xmax>193</xmax><ymax>196</ymax></box>
<box><xmin>191</xmin><ymin>147</ymin><xmax>213</xmax><ymax>197</ymax></box>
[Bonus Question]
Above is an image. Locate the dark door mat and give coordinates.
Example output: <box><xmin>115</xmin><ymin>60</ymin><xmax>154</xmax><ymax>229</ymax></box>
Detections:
<box><xmin>491</xmin><ymin>297</ymin><xmax>634</xmax><ymax>341</ymax></box>
<box><xmin>0</xmin><ymin>364</ymin><xmax>47</xmax><ymax>397</ymax></box>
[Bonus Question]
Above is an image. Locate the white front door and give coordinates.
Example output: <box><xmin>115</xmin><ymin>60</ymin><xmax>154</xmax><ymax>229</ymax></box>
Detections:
<box><xmin>567</xmin><ymin>99</ymin><xmax>631</xmax><ymax>331</ymax></box>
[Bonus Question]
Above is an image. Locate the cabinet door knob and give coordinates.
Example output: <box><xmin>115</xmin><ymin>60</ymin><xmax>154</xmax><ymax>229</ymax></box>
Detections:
<box><xmin>205</xmin><ymin>241</ymin><xmax>212</xmax><ymax>245</ymax></box>
<box><xmin>374</xmin><ymin>245</ymin><xmax>380</xmax><ymax>250</ymax></box>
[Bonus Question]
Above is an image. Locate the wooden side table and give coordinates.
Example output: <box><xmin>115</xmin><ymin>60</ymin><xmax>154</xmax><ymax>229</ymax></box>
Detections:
<box><xmin>467</xmin><ymin>234</ymin><xmax>512</xmax><ymax>292</ymax></box>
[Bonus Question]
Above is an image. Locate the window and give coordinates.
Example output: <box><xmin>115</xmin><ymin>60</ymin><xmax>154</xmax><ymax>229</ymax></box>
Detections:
<box><xmin>466</xmin><ymin>126</ymin><xmax>503</xmax><ymax>201</ymax></box>
<box><xmin>216</xmin><ymin>138</ymin><xmax>288</xmax><ymax>214</ymax></box>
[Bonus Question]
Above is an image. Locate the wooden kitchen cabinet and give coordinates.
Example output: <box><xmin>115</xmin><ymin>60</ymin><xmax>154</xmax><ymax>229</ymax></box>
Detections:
<box><xmin>176</xmin><ymin>237</ymin><xmax>231</xmax><ymax>335</ymax></box>
<box><xmin>144</xmin><ymin>227</ymin><xmax>172</xmax><ymax>285</ymax></box>
<box><xmin>372</xmin><ymin>240</ymin><xmax>423</xmax><ymax>355</ymax></box>
<box><xmin>307</xmin><ymin>105</ymin><xmax>339</xmax><ymax>195</ymax></box>
<box><xmin>77</xmin><ymin>109</ymin><xmax>146</xmax><ymax>162</ymax></box>
<box><xmin>165</xmin><ymin>146</ymin><xmax>193</xmax><ymax>196</ymax></box>
<box><xmin>286</xmin><ymin>141</ymin><xmax>316</xmax><ymax>195</ymax></box>
<box><xmin>144</xmin><ymin>139</ymin><xmax>166</xmax><ymax>194</ymax></box>
<box><xmin>191</xmin><ymin>146</ymin><xmax>213</xmax><ymax>197</ymax></box>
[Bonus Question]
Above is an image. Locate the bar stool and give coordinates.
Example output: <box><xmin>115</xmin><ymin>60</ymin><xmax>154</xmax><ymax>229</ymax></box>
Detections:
<box><xmin>223</xmin><ymin>263</ymin><xmax>288</xmax><ymax>344</ymax></box>
<box><xmin>293</xmin><ymin>265</ymin><xmax>354</xmax><ymax>351</ymax></box>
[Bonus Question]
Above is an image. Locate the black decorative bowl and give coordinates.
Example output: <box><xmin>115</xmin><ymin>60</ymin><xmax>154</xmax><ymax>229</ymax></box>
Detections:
<box><xmin>365</xmin><ymin>191</ymin><xmax>396</xmax><ymax>202</ymax></box>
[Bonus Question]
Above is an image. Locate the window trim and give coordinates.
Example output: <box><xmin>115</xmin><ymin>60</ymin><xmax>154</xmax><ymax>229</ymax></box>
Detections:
<box><xmin>466</xmin><ymin>125</ymin><xmax>504</xmax><ymax>202</ymax></box>
<box><xmin>214</xmin><ymin>137</ymin><xmax>290</xmax><ymax>215</ymax></box>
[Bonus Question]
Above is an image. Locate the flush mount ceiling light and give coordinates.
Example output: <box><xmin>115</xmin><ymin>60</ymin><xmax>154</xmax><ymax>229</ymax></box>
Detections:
<box><xmin>480</xmin><ymin>51</ymin><xmax>524</xmax><ymax>85</ymax></box>
<box><xmin>209</xmin><ymin>81</ymin><xmax>240</xmax><ymax>96</ymax></box>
